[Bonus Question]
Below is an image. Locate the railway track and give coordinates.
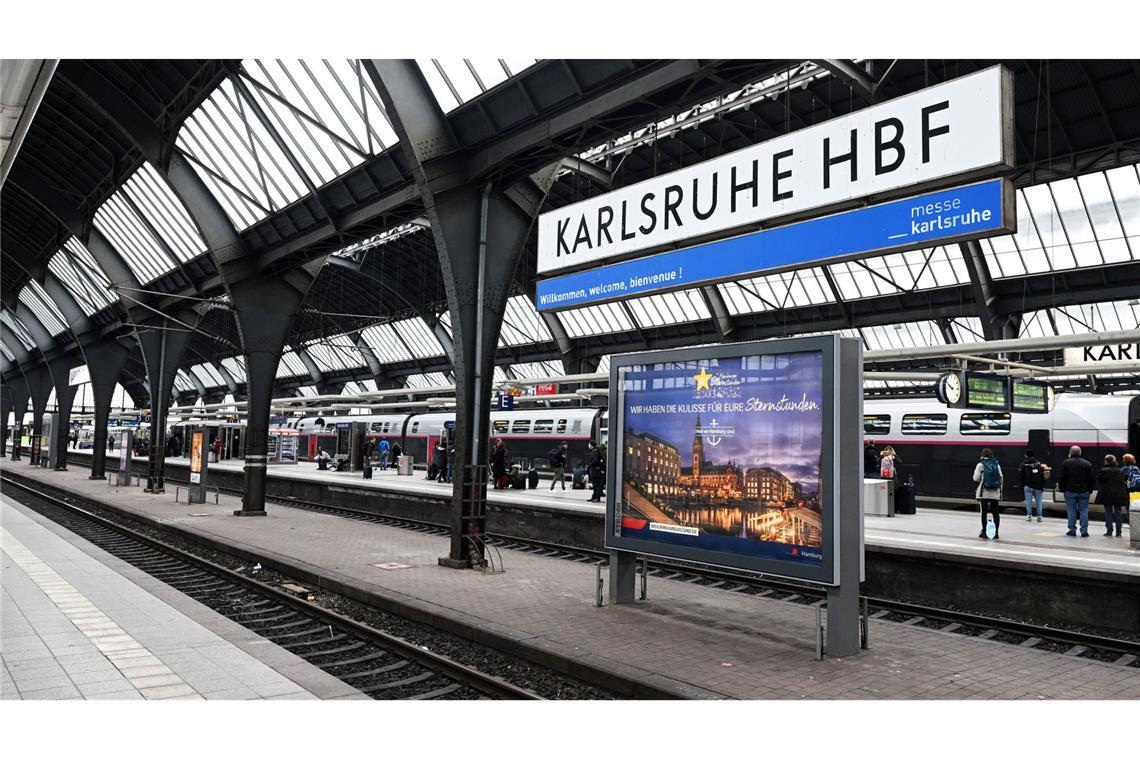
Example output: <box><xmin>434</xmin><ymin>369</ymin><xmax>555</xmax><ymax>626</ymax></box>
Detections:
<box><xmin>53</xmin><ymin>459</ymin><xmax>1140</xmax><ymax>666</ymax></box>
<box><xmin>1</xmin><ymin>476</ymin><xmax>542</xmax><ymax>700</ymax></box>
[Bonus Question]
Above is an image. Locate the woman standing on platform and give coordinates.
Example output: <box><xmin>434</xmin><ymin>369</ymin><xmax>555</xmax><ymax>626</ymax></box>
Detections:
<box><xmin>1096</xmin><ymin>454</ymin><xmax>1126</xmax><ymax>537</ymax></box>
<box><xmin>490</xmin><ymin>439</ymin><xmax>509</xmax><ymax>489</ymax></box>
<box><xmin>973</xmin><ymin>448</ymin><xmax>1003</xmax><ymax>540</ymax></box>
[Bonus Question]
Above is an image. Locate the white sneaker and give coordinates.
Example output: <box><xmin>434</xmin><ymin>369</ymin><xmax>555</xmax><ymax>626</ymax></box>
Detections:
<box><xmin>1037</xmin><ymin>517</ymin><xmax>1043</xmax><ymax>522</ymax></box>
<box><xmin>1026</xmin><ymin>516</ymin><xmax>1032</xmax><ymax>522</ymax></box>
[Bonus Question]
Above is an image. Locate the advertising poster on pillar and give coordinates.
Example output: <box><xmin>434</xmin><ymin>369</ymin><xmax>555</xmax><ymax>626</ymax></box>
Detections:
<box><xmin>190</xmin><ymin>431</ymin><xmax>204</xmax><ymax>484</ymax></box>
<box><xmin>611</xmin><ymin>342</ymin><xmax>834</xmax><ymax>578</ymax></box>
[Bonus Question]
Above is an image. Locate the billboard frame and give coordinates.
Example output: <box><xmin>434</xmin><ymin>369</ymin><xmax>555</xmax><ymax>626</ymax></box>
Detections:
<box><xmin>605</xmin><ymin>334</ymin><xmax>860</xmax><ymax>587</ymax></box>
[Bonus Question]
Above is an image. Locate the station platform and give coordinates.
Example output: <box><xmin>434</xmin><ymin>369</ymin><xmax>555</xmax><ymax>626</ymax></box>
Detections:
<box><xmin>64</xmin><ymin>449</ymin><xmax>1137</xmax><ymax>580</ymax></box>
<box><xmin>0</xmin><ymin>492</ymin><xmax>366</xmax><ymax>701</ymax></box>
<box><xmin>9</xmin><ymin>463</ymin><xmax>1140</xmax><ymax>699</ymax></box>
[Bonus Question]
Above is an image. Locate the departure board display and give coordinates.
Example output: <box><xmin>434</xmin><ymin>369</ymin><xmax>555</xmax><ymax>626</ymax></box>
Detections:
<box><xmin>964</xmin><ymin>373</ymin><xmax>1010</xmax><ymax>410</ymax></box>
<box><xmin>1011</xmin><ymin>379</ymin><xmax>1051</xmax><ymax>414</ymax></box>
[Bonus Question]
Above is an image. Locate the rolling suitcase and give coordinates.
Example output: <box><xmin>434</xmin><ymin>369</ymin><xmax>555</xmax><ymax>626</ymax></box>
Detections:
<box><xmin>527</xmin><ymin>468</ymin><xmax>539</xmax><ymax>489</ymax></box>
<box><xmin>895</xmin><ymin>481</ymin><xmax>916</xmax><ymax>514</ymax></box>
<box><xmin>512</xmin><ymin>473</ymin><xmax>527</xmax><ymax>489</ymax></box>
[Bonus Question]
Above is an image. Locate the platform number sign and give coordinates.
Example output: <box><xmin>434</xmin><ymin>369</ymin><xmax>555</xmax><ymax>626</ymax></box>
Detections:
<box><xmin>497</xmin><ymin>393</ymin><xmax>514</xmax><ymax>411</ymax></box>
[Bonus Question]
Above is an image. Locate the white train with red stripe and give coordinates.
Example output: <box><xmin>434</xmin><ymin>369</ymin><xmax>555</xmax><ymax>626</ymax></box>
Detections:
<box><xmin>862</xmin><ymin>394</ymin><xmax>1140</xmax><ymax>499</ymax></box>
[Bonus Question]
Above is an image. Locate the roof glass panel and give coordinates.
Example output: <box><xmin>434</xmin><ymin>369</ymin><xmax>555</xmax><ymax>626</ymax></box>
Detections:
<box><xmin>220</xmin><ymin>356</ymin><xmax>247</xmax><ymax>383</ymax></box>
<box><xmin>275</xmin><ymin>347</ymin><xmax>310</xmax><ymax>378</ymax></box>
<box><xmin>718</xmin><ymin>267</ymin><xmax>834</xmax><ymax>315</ymax></box>
<box><xmin>595</xmin><ymin>355</ymin><xmax>611</xmax><ymax>374</ymax></box>
<box><xmin>124</xmin><ymin>163</ymin><xmax>207</xmax><ymax>263</ymax></box>
<box><xmin>360</xmin><ymin>324</ymin><xmax>414</xmax><ymax>364</ymax></box>
<box><xmin>558</xmin><ymin>301</ymin><xmax>635</xmax><ymax>337</ymax></box>
<box><xmin>0</xmin><ymin>310</ymin><xmax>35</xmax><ymax>350</ymax></box>
<box><xmin>627</xmin><ymin>289</ymin><xmax>711</xmax><ymax>328</ymax></box>
<box><xmin>304</xmin><ymin>334</ymin><xmax>365</xmax><ymax>372</ymax></box>
<box><xmin>500</xmin><ymin>296</ymin><xmax>552</xmax><ymax>346</ymax></box>
<box><xmin>295</xmin><ymin>385</ymin><xmax>318</xmax><ymax>397</ymax></box>
<box><xmin>93</xmin><ymin>194</ymin><xmax>178</xmax><ymax>284</ymax></box>
<box><xmin>48</xmin><ymin>238</ymin><xmax>116</xmax><ymax>316</ymax></box>
<box><xmin>18</xmin><ymin>281</ymin><xmax>68</xmax><ymax>336</ymax></box>
<box><xmin>508</xmin><ymin>360</ymin><xmax>564</xmax><ymax>379</ymax></box>
<box><xmin>501</xmin><ymin>58</ymin><xmax>539</xmax><ymax>77</ymax></box>
<box><xmin>190</xmin><ymin>363</ymin><xmax>226</xmax><ymax>388</ymax></box>
<box><xmin>860</xmin><ymin>321</ymin><xmax>947</xmax><ymax>351</ymax></box>
<box><xmin>176</xmin><ymin>77</ymin><xmax>309</xmax><ymax>230</ymax></box>
<box><xmin>948</xmin><ymin>317</ymin><xmax>985</xmax><ymax>343</ymax></box>
<box><xmin>392</xmin><ymin>318</ymin><xmax>444</xmax><ymax>358</ymax></box>
<box><xmin>405</xmin><ymin>372</ymin><xmax>450</xmax><ymax>389</ymax></box>
<box><xmin>173</xmin><ymin>369</ymin><xmax>196</xmax><ymax>393</ymax></box>
<box><xmin>467</xmin><ymin>59</ymin><xmax>509</xmax><ymax>91</ymax></box>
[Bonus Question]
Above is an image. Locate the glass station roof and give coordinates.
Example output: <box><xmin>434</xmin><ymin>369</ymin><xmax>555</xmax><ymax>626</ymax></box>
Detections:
<box><xmin>416</xmin><ymin>59</ymin><xmax>538</xmax><ymax>113</ymax></box>
<box><xmin>47</xmin><ymin>238</ymin><xmax>116</xmax><ymax>316</ymax></box>
<box><xmin>1</xmin><ymin>310</ymin><xmax>36</xmax><ymax>350</ymax></box>
<box><xmin>304</xmin><ymin>334</ymin><xmax>366</xmax><ymax>372</ymax></box>
<box><xmin>18</xmin><ymin>280</ymin><xmax>68</xmax><ymax>336</ymax></box>
<box><xmin>275</xmin><ymin>347</ymin><xmax>310</xmax><ymax>378</ymax></box>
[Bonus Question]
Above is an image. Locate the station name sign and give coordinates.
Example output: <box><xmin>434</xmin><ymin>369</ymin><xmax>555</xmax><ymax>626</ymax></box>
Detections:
<box><xmin>1064</xmin><ymin>343</ymin><xmax>1140</xmax><ymax>366</ymax></box>
<box><xmin>538</xmin><ymin>66</ymin><xmax>1013</xmax><ymax>275</ymax></box>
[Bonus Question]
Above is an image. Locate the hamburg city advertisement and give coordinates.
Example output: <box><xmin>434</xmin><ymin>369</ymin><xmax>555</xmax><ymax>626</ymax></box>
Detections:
<box><xmin>618</xmin><ymin>351</ymin><xmax>825</xmax><ymax>567</ymax></box>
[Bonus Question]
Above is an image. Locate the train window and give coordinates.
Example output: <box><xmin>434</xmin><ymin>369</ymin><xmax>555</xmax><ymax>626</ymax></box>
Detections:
<box><xmin>383</xmin><ymin>422</ymin><xmax>390</xmax><ymax>433</ymax></box>
<box><xmin>556</xmin><ymin>419</ymin><xmax>568</xmax><ymax>434</ymax></box>
<box><xmin>960</xmin><ymin>413</ymin><xmax>1011</xmax><ymax>435</ymax></box>
<box><xmin>864</xmin><ymin>415</ymin><xmax>891</xmax><ymax>436</ymax></box>
<box><xmin>512</xmin><ymin>420</ymin><xmax>531</xmax><ymax>434</ymax></box>
<box><xmin>901</xmin><ymin>414</ymin><xmax>947</xmax><ymax>435</ymax></box>
<box><xmin>411</xmin><ymin>422</ymin><xmax>419</xmax><ymax>434</ymax></box>
<box><xmin>492</xmin><ymin>420</ymin><xmax>508</xmax><ymax>434</ymax></box>
<box><xmin>533</xmin><ymin>419</ymin><xmax>554</xmax><ymax>434</ymax></box>
<box><xmin>572</xmin><ymin>420</ymin><xmax>582</xmax><ymax>433</ymax></box>
<box><xmin>370</xmin><ymin>422</ymin><xmax>382</xmax><ymax>433</ymax></box>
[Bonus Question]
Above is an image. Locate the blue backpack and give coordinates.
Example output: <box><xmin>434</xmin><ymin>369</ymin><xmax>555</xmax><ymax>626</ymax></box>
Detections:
<box><xmin>1124</xmin><ymin>464</ymin><xmax>1140</xmax><ymax>491</ymax></box>
<box><xmin>982</xmin><ymin>458</ymin><xmax>1002</xmax><ymax>489</ymax></box>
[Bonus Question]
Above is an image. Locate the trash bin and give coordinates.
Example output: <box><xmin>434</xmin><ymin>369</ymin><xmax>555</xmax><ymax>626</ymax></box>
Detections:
<box><xmin>397</xmin><ymin>455</ymin><xmax>414</xmax><ymax>476</ymax></box>
<box><xmin>1130</xmin><ymin>496</ymin><xmax>1139</xmax><ymax>549</ymax></box>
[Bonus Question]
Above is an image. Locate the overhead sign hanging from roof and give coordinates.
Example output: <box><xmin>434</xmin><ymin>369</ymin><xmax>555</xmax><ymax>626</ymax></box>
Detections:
<box><xmin>537</xmin><ymin>65</ymin><xmax>1014</xmax><ymax>276</ymax></box>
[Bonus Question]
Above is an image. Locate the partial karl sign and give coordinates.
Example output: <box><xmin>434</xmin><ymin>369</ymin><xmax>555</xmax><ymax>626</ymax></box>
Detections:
<box><xmin>1064</xmin><ymin>343</ymin><xmax>1140</xmax><ymax>367</ymax></box>
<box><xmin>538</xmin><ymin>66</ymin><xmax>1014</xmax><ymax>275</ymax></box>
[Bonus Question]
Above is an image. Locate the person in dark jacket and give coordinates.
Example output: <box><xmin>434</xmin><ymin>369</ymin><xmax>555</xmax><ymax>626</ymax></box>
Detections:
<box><xmin>1018</xmin><ymin>448</ymin><xmax>1049</xmax><ymax>522</ymax></box>
<box><xmin>490</xmin><ymin>439</ymin><xmax>509</xmax><ymax>489</ymax></box>
<box><xmin>548</xmin><ymin>441</ymin><xmax>569</xmax><ymax>491</ymax></box>
<box><xmin>864</xmin><ymin>440</ymin><xmax>879</xmax><ymax>478</ymax></box>
<box><xmin>1096</xmin><ymin>455</ymin><xmax>1127</xmax><ymax>537</ymax></box>
<box><xmin>389</xmin><ymin>440</ymin><xmax>403</xmax><ymax>470</ymax></box>
<box><xmin>1057</xmin><ymin>445</ymin><xmax>1094</xmax><ymax>537</ymax></box>
<box><xmin>434</xmin><ymin>440</ymin><xmax>448</xmax><ymax>482</ymax></box>
<box><xmin>586</xmin><ymin>440</ymin><xmax>606</xmax><ymax>503</ymax></box>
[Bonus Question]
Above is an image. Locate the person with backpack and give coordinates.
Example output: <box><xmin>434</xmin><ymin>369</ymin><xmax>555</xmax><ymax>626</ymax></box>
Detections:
<box><xmin>548</xmin><ymin>441</ymin><xmax>569</xmax><ymax>491</ymax></box>
<box><xmin>377</xmin><ymin>438</ymin><xmax>391</xmax><ymax>470</ymax></box>
<box><xmin>879</xmin><ymin>446</ymin><xmax>900</xmax><ymax>481</ymax></box>
<box><xmin>1057</xmin><ymin>445</ymin><xmax>1094</xmax><ymax>537</ymax></box>
<box><xmin>490</xmin><ymin>439</ymin><xmax>510</xmax><ymax>489</ymax></box>
<box><xmin>389</xmin><ymin>440</ymin><xmax>403</xmax><ymax>471</ymax></box>
<box><xmin>434</xmin><ymin>440</ymin><xmax>448</xmax><ymax>483</ymax></box>
<box><xmin>1096</xmin><ymin>454</ymin><xmax>1127</xmax><ymax>538</ymax></box>
<box><xmin>1018</xmin><ymin>448</ymin><xmax>1048</xmax><ymax>522</ymax></box>
<box><xmin>1123</xmin><ymin>453</ymin><xmax>1140</xmax><ymax>521</ymax></box>
<box><xmin>864</xmin><ymin>440</ymin><xmax>879</xmax><ymax>478</ymax></box>
<box><xmin>973</xmin><ymin>448</ymin><xmax>1003</xmax><ymax>540</ymax></box>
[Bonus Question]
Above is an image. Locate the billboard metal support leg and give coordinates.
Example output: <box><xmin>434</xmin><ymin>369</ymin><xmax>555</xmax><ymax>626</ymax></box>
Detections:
<box><xmin>595</xmin><ymin>561</ymin><xmax>606</xmax><ymax>607</ymax></box>
<box><xmin>639</xmin><ymin>556</ymin><xmax>648</xmax><ymax>601</ymax></box>
<box><xmin>608</xmin><ymin>550</ymin><xmax>636</xmax><ymax>605</ymax></box>
<box><xmin>825</xmin><ymin>582</ymin><xmax>861</xmax><ymax>658</ymax></box>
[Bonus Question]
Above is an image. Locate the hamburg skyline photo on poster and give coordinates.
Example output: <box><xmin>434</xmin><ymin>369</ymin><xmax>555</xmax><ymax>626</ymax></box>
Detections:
<box><xmin>618</xmin><ymin>350</ymin><xmax>825</xmax><ymax>566</ymax></box>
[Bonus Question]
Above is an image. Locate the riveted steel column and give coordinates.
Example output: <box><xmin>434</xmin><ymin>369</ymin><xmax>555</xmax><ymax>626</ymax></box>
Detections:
<box><xmin>25</xmin><ymin>368</ymin><xmax>53</xmax><ymax>466</ymax></box>
<box><xmin>47</xmin><ymin>359</ymin><xmax>81</xmax><ymax>470</ymax></box>
<box><xmin>7</xmin><ymin>377</ymin><xmax>29</xmax><ymax>461</ymax></box>
<box><xmin>87</xmin><ymin>340</ymin><xmax>130</xmax><ymax>479</ymax></box>
<box><xmin>0</xmin><ymin>393</ymin><xmax>10</xmax><ymax>458</ymax></box>
<box><xmin>139</xmin><ymin>314</ymin><xmax>196</xmax><ymax>492</ymax></box>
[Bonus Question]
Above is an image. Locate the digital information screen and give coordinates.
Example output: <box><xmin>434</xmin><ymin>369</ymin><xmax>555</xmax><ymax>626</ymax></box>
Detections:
<box><xmin>1011</xmin><ymin>379</ymin><xmax>1049</xmax><ymax>414</ymax></box>
<box><xmin>608</xmin><ymin>336</ymin><xmax>845</xmax><ymax>585</ymax></box>
<box><xmin>965</xmin><ymin>373</ymin><xmax>1010</xmax><ymax>410</ymax></box>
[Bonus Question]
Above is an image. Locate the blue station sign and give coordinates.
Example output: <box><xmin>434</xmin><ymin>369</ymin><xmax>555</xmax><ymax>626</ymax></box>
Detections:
<box><xmin>536</xmin><ymin>178</ymin><xmax>1013</xmax><ymax>312</ymax></box>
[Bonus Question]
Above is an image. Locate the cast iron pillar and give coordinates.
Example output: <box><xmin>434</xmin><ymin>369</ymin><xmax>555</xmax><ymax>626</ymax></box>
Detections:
<box><xmin>87</xmin><ymin>340</ymin><xmax>131</xmax><ymax>479</ymax></box>
<box><xmin>7</xmin><ymin>378</ymin><xmax>29</xmax><ymax>461</ymax></box>
<box><xmin>26</xmin><ymin>368</ymin><xmax>52</xmax><ymax>466</ymax></box>
<box><xmin>365</xmin><ymin>59</ymin><xmax>558</xmax><ymax>567</ymax></box>
<box><xmin>47</xmin><ymin>359</ymin><xmax>81</xmax><ymax>470</ymax></box>
<box><xmin>0</xmin><ymin>392</ymin><xmax>11</xmax><ymax>458</ymax></box>
<box><xmin>228</xmin><ymin>265</ymin><xmax>322</xmax><ymax>516</ymax></box>
<box><xmin>138</xmin><ymin>313</ymin><xmax>196</xmax><ymax>493</ymax></box>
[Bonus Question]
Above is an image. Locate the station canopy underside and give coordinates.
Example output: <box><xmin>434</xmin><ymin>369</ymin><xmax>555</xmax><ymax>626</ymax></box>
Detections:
<box><xmin>3</xmin><ymin>58</ymin><xmax>1139</xmax><ymax>406</ymax></box>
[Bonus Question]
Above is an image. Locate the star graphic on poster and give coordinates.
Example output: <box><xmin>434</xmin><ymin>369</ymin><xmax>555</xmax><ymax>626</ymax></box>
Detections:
<box><xmin>693</xmin><ymin>367</ymin><xmax>713</xmax><ymax>391</ymax></box>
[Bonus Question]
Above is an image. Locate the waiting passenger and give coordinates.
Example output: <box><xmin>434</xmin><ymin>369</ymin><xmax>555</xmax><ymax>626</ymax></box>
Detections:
<box><xmin>548</xmin><ymin>441</ymin><xmax>569</xmax><ymax>491</ymax></box>
<box><xmin>864</xmin><ymin>440</ymin><xmax>879</xmax><ymax>478</ymax></box>
<box><xmin>879</xmin><ymin>446</ymin><xmax>900</xmax><ymax>482</ymax></box>
<box><xmin>1122</xmin><ymin>453</ymin><xmax>1140</xmax><ymax>502</ymax></box>
<box><xmin>1057</xmin><ymin>445</ymin><xmax>1094</xmax><ymax>537</ymax></box>
<box><xmin>1096</xmin><ymin>455</ymin><xmax>1126</xmax><ymax>538</ymax></box>
<box><xmin>490</xmin><ymin>439</ymin><xmax>509</xmax><ymax>489</ymax></box>
<box><xmin>378</xmin><ymin>438</ymin><xmax>391</xmax><ymax>469</ymax></box>
<box><xmin>1018</xmin><ymin>448</ymin><xmax>1048</xmax><ymax>522</ymax></box>
<box><xmin>389</xmin><ymin>440</ymin><xmax>403</xmax><ymax>470</ymax></box>
<box><xmin>317</xmin><ymin>449</ymin><xmax>331</xmax><ymax>471</ymax></box>
<box><xmin>434</xmin><ymin>440</ymin><xmax>448</xmax><ymax>482</ymax></box>
<box><xmin>587</xmin><ymin>440</ymin><xmax>606</xmax><ymax>503</ymax></box>
<box><xmin>973</xmin><ymin>448</ymin><xmax>1003</xmax><ymax>540</ymax></box>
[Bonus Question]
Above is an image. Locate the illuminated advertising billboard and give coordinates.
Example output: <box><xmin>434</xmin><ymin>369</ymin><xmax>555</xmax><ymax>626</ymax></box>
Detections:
<box><xmin>189</xmin><ymin>431</ymin><xmax>204</xmax><ymax>484</ymax></box>
<box><xmin>607</xmin><ymin>335</ymin><xmax>849</xmax><ymax>584</ymax></box>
